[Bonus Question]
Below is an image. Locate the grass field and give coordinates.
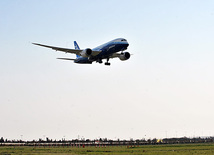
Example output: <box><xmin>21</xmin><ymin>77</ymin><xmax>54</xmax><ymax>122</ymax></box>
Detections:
<box><xmin>1</xmin><ymin>143</ymin><xmax>214</xmax><ymax>154</ymax></box>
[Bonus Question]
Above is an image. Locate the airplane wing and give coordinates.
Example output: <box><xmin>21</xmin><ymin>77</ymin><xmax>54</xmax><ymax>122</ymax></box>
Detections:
<box><xmin>110</xmin><ymin>52</ymin><xmax>131</xmax><ymax>60</ymax></box>
<box><xmin>110</xmin><ymin>52</ymin><xmax>121</xmax><ymax>58</ymax></box>
<box><xmin>32</xmin><ymin>43</ymin><xmax>101</xmax><ymax>56</ymax></box>
<box><xmin>32</xmin><ymin>43</ymin><xmax>82</xmax><ymax>54</ymax></box>
<box><xmin>57</xmin><ymin>58</ymin><xmax>76</xmax><ymax>61</ymax></box>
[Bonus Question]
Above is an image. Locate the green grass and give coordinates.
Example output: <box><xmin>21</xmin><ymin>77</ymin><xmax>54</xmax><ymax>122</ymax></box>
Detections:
<box><xmin>1</xmin><ymin>143</ymin><xmax>214</xmax><ymax>154</ymax></box>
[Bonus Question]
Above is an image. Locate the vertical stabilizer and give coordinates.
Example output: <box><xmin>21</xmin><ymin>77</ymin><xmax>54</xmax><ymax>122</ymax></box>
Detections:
<box><xmin>74</xmin><ymin>41</ymin><xmax>81</xmax><ymax>58</ymax></box>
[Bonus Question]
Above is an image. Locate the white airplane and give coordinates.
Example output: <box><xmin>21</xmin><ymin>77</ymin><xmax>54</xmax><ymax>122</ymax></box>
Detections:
<box><xmin>33</xmin><ymin>38</ymin><xmax>130</xmax><ymax>66</ymax></box>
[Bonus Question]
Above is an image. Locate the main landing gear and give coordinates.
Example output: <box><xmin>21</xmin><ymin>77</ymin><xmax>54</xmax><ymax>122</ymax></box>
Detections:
<box><xmin>104</xmin><ymin>58</ymin><xmax>111</xmax><ymax>66</ymax></box>
<box><xmin>97</xmin><ymin>59</ymin><xmax>103</xmax><ymax>64</ymax></box>
<box><xmin>96</xmin><ymin>58</ymin><xmax>111</xmax><ymax>65</ymax></box>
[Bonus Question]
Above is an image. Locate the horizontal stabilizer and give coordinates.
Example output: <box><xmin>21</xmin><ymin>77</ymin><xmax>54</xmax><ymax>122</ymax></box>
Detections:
<box><xmin>57</xmin><ymin>58</ymin><xmax>76</xmax><ymax>61</ymax></box>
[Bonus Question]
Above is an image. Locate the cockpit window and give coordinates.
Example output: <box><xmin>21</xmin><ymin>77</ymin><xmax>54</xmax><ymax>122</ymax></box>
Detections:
<box><xmin>121</xmin><ymin>39</ymin><xmax>127</xmax><ymax>41</ymax></box>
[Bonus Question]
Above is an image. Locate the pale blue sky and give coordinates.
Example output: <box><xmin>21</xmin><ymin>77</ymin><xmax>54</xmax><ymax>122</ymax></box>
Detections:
<box><xmin>1</xmin><ymin>0</ymin><xmax>214</xmax><ymax>140</ymax></box>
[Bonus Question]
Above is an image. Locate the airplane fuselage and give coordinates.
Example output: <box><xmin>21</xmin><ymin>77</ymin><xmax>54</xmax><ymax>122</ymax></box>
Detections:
<box><xmin>74</xmin><ymin>38</ymin><xmax>129</xmax><ymax>64</ymax></box>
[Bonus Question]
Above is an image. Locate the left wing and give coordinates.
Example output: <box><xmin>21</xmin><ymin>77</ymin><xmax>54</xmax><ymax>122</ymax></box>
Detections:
<box><xmin>110</xmin><ymin>52</ymin><xmax>121</xmax><ymax>58</ymax></box>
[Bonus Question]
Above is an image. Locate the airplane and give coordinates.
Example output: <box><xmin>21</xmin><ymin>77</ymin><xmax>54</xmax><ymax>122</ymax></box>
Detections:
<box><xmin>32</xmin><ymin>38</ymin><xmax>130</xmax><ymax>66</ymax></box>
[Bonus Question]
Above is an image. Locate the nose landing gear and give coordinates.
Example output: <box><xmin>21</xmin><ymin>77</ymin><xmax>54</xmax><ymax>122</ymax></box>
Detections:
<box><xmin>105</xmin><ymin>62</ymin><xmax>111</xmax><ymax>66</ymax></box>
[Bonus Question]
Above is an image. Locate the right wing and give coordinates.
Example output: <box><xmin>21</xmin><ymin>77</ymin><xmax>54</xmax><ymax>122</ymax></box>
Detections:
<box><xmin>32</xmin><ymin>43</ymin><xmax>81</xmax><ymax>55</ymax></box>
<box><xmin>57</xmin><ymin>58</ymin><xmax>76</xmax><ymax>61</ymax></box>
<box><xmin>32</xmin><ymin>43</ymin><xmax>101</xmax><ymax>56</ymax></box>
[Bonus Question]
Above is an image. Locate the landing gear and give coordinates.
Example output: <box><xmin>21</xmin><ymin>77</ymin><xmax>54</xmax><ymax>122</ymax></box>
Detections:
<box><xmin>105</xmin><ymin>62</ymin><xmax>111</xmax><ymax>66</ymax></box>
<box><xmin>96</xmin><ymin>59</ymin><xmax>103</xmax><ymax>64</ymax></box>
<box><xmin>104</xmin><ymin>58</ymin><xmax>111</xmax><ymax>66</ymax></box>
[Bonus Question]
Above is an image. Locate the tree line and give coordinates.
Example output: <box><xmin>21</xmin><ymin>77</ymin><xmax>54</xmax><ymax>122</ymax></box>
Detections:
<box><xmin>1</xmin><ymin>137</ymin><xmax>214</xmax><ymax>145</ymax></box>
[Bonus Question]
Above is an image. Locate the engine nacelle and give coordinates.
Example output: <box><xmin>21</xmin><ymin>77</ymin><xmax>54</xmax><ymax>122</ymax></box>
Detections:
<box><xmin>119</xmin><ymin>52</ymin><xmax>131</xmax><ymax>61</ymax></box>
<box><xmin>80</xmin><ymin>48</ymin><xmax>92</xmax><ymax>57</ymax></box>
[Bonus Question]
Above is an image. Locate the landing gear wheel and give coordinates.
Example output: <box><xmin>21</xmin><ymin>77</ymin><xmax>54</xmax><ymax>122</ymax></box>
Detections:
<box><xmin>96</xmin><ymin>58</ymin><xmax>103</xmax><ymax>64</ymax></box>
<box><xmin>105</xmin><ymin>58</ymin><xmax>110</xmax><ymax>66</ymax></box>
<box><xmin>105</xmin><ymin>62</ymin><xmax>111</xmax><ymax>66</ymax></box>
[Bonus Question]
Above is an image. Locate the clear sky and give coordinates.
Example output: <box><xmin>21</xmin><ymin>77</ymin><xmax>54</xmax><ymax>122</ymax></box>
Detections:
<box><xmin>1</xmin><ymin>0</ymin><xmax>214</xmax><ymax>141</ymax></box>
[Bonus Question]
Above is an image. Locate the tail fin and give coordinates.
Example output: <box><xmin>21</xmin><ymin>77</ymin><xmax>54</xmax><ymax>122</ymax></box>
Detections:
<box><xmin>74</xmin><ymin>41</ymin><xmax>80</xmax><ymax>50</ymax></box>
<box><xmin>74</xmin><ymin>41</ymin><xmax>81</xmax><ymax>58</ymax></box>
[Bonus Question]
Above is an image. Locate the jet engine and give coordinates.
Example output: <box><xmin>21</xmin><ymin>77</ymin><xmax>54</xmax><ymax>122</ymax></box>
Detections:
<box><xmin>80</xmin><ymin>48</ymin><xmax>92</xmax><ymax>57</ymax></box>
<box><xmin>119</xmin><ymin>52</ymin><xmax>130</xmax><ymax>61</ymax></box>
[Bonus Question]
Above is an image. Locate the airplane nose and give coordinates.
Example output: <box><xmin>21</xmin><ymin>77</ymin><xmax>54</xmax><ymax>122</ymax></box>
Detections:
<box><xmin>122</xmin><ymin>43</ymin><xmax>129</xmax><ymax>51</ymax></box>
<box><xmin>126</xmin><ymin>43</ymin><xmax>129</xmax><ymax>48</ymax></box>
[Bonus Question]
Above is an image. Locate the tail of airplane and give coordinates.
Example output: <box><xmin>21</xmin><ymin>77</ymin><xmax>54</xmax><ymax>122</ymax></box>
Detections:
<box><xmin>74</xmin><ymin>41</ymin><xmax>81</xmax><ymax>58</ymax></box>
